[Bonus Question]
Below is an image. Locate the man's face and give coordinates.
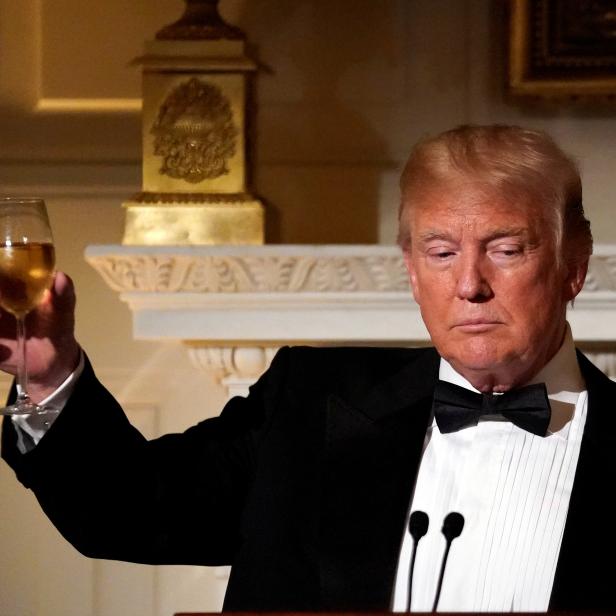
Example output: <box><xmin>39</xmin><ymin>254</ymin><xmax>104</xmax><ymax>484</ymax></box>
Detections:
<box><xmin>403</xmin><ymin>183</ymin><xmax>586</xmax><ymax>392</ymax></box>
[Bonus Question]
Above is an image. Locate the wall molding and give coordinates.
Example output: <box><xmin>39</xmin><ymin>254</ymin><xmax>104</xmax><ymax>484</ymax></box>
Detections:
<box><xmin>84</xmin><ymin>244</ymin><xmax>616</xmax><ymax>346</ymax></box>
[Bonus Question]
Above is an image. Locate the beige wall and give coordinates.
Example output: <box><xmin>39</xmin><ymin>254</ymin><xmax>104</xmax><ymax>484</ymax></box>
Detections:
<box><xmin>0</xmin><ymin>1</ymin><xmax>615</xmax><ymax>615</ymax></box>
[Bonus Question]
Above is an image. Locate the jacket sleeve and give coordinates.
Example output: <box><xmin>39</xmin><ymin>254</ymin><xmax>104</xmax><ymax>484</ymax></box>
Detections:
<box><xmin>1</xmin><ymin>349</ymin><xmax>290</xmax><ymax>567</ymax></box>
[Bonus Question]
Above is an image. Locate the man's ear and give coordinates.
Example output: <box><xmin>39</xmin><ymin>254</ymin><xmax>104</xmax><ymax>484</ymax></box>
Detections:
<box><xmin>563</xmin><ymin>257</ymin><xmax>589</xmax><ymax>303</ymax></box>
<box><xmin>403</xmin><ymin>251</ymin><xmax>421</xmax><ymax>304</ymax></box>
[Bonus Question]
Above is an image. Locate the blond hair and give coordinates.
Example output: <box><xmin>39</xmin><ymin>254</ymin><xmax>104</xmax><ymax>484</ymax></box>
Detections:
<box><xmin>397</xmin><ymin>125</ymin><xmax>592</xmax><ymax>265</ymax></box>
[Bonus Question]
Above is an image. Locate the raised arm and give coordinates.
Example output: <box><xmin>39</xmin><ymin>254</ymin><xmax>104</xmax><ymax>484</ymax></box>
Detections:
<box><xmin>1</xmin><ymin>277</ymin><xmax>290</xmax><ymax>566</ymax></box>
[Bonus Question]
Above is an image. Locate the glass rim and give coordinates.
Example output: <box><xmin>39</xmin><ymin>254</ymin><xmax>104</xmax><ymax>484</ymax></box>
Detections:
<box><xmin>0</xmin><ymin>196</ymin><xmax>45</xmax><ymax>205</ymax></box>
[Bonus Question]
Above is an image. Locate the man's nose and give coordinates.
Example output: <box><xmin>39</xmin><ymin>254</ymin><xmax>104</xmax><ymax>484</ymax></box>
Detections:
<box><xmin>455</xmin><ymin>254</ymin><xmax>492</xmax><ymax>301</ymax></box>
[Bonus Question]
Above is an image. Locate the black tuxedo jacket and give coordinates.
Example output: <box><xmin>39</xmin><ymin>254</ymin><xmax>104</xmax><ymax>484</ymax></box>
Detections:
<box><xmin>3</xmin><ymin>345</ymin><xmax>616</xmax><ymax>611</ymax></box>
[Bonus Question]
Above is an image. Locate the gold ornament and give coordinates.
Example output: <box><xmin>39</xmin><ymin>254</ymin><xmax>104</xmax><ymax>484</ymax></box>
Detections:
<box><xmin>151</xmin><ymin>77</ymin><xmax>238</xmax><ymax>183</ymax></box>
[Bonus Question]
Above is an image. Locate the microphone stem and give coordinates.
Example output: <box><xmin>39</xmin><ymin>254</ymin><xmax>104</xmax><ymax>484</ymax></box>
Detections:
<box><xmin>406</xmin><ymin>539</ymin><xmax>419</xmax><ymax>612</ymax></box>
<box><xmin>432</xmin><ymin>540</ymin><xmax>452</xmax><ymax>612</ymax></box>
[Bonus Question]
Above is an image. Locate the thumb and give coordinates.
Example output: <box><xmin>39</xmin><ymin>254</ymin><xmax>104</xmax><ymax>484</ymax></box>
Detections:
<box><xmin>40</xmin><ymin>271</ymin><xmax>76</xmax><ymax>313</ymax></box>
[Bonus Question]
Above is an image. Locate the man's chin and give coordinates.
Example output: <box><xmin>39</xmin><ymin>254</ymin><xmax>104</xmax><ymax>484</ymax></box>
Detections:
<box><xmin>446</xmin><ymin>353</ymin><xmax>523</xmax><ymax>392</ymax></box>
<box><xmin>440</xmin><ymin>338</ymin><xmax>506</xmax><ymax>371</ymax></box>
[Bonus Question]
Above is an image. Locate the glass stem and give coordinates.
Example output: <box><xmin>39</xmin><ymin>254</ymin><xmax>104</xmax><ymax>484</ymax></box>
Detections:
<box><xmin>15</xmin><ymin>315</ymin><xmax>30</xmax><ymax>403</ymax></box>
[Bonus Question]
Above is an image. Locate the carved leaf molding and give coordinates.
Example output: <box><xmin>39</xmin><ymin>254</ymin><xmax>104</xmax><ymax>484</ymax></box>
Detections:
<box><xmin>581</xmin><ymin>256</ymin><xmax>616</xmax><ymax>292</ymax></box>
<box><xmin>88</xmin><ymin>253</ymin><xmax>616</xmax><ymax>294</ymax></box>
<box><xmin>89</xmin><ymin>254</ymin><xmax>409</xmax><ymax>293</ymax></box>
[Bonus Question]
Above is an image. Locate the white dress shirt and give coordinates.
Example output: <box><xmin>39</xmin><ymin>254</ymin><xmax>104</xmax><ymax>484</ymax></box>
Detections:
<box><xmin>392</xmin><ymin>327</ymin><xmax>587</xmax><ymax>612</ymax></box>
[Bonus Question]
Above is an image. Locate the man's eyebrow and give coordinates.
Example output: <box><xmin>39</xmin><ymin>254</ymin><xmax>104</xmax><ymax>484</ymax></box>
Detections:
<box><xmin>417</xmin><ymin>230</ymin><xmax>454</xmax><ymax>242</ymax></box>
<box><xmin>484</xmin><ymin>227</ymin><xmax>530</xmax><ymax>241</ymax></box>
<box><xmin>416</xmin><ymin>227</ymin><xmax>531</xmax><ymax>243</ymax></box>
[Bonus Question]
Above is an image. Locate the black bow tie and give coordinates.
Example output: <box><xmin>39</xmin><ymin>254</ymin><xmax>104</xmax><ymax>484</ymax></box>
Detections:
<box><xmin>432</xmin><ymin>380</ymin><xmax>551</xmax><ymax>437</ymax></box>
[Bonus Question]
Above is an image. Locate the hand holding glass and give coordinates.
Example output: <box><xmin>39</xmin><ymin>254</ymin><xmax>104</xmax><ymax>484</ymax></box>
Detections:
<box><xmin>0</xmin><ymin>197</ymin><xmax>55</xmax><ymax>416</ymax></box>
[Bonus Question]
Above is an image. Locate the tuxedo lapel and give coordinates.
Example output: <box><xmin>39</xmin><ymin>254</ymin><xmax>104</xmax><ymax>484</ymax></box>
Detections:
<box><xmin>318</xmin><ymin>348</ymin><xmax>439</xmax><ymax>609</ymax></box>
<box><xmin>550</xmin><ymin>351</ymin><xmax>616</xmax><ymax>610</ymax></box>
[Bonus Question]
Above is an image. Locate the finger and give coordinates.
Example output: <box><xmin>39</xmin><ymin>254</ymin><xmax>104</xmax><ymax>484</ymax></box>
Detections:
<box><xmin>49</xmin><ymin>271</ymin><xmax>76</xmax><ymax>311</ymax></box>
<box><xmin>52</xmin><ymin>271</ymin><xmax>74</xmax><ymax>295</ymax></box>
<box><xmin>36</xmin><ymin>271</ymin><xmax>75</xmax><ymax>320</ymax></box>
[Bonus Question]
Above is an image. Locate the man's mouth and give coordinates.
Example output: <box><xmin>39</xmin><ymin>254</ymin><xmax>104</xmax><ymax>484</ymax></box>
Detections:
<box><xmin>453</xmin><ymin>319</ymin><xmax>502</xmax><ymax>333</ymax></box>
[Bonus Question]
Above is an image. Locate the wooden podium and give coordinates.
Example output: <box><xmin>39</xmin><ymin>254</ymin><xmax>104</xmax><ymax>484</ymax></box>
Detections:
<box><xmin>174</xmin><ymin>613</ymin><xmax>587</xmax><ymax>615</ymax></box>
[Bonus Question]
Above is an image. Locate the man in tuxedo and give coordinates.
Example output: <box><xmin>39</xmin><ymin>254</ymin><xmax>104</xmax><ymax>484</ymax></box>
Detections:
<box><xmin>2</xmin><ymin>124</ymin><xmax>613</xmax><ymax>612</ymax></box>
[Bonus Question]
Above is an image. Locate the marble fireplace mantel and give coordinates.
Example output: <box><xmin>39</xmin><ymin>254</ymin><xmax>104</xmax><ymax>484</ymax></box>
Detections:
<box><xmin>86</xmin><ymin>244</ymin><xmax>616</xmax><ymax>394</ymax></box>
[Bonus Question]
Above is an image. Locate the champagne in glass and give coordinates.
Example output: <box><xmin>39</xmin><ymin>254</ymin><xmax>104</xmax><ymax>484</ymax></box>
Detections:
<box><xmin>0</xmin><ymin>197</ymin><xmax>56</xmax><ymax>416</ymax></box>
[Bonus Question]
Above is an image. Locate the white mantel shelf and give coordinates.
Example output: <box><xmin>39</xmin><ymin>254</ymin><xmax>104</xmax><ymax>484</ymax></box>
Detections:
<box><xmin>85</xmin><ymin>244</ymin><xmax>616</xmax><ymax>345</ymax></box>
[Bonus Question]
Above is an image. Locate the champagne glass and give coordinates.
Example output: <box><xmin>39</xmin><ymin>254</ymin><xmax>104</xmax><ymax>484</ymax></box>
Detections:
<box><xmin>0</xmin><ymin>197</ymin><xmax>56</xmax><ymax>416</ymax></box>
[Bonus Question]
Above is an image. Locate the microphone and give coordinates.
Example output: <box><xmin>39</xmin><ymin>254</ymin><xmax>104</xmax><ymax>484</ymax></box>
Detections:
<box><xmin>432</xmin><ymin>512</ymin><xmax>464</xmax><ymax>612</ymax></box>
<box><xmin>406</xmin><ymin>510</ymin><xmax>429</xmax><ymax>612</ymax></box>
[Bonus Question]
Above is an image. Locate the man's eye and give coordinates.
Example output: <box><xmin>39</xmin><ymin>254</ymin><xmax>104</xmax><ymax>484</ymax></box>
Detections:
<box><xmin>427</xmin><ymin>250</ymin><xmax>455</xmax><ymax>260</ymax></box>
<box><xmin>492</xmin><ymin>246</ymin><xmax>523</xmax><ymax>258</ymax></box>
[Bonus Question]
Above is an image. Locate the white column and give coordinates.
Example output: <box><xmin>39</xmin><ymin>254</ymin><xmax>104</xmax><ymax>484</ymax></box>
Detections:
<box><xmin>186</xmin><ymin>345</ymin><xmax>279</xmax><ymax>398</ymax></box>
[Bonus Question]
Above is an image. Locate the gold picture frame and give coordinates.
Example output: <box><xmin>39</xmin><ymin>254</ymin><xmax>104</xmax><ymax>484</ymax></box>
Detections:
<box><xmin>508</xmin><ymin>0</ymin><xmax>616</xmax><ymax>99</ymax></box>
